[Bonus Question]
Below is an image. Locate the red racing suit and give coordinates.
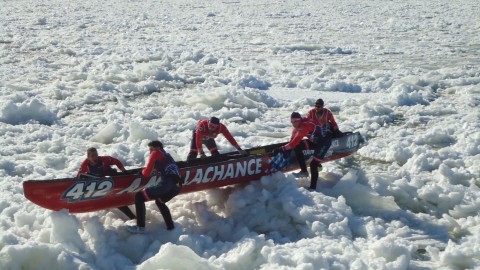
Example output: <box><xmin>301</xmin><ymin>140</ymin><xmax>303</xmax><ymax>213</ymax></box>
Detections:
<box><xmin>194</xmin><ymin>119</ymin><xmax>240</xmax><ymax>154</ymax></box>
<box><xmin>280</xmin><ymin>119</ymin><xmax>319</xmax><ymax>151</ymax></box>
<box><xmin>306</xmin><ymin>108</ymin><xmax>339</xmax><ymax>137</ymax></box>
<box><xmin>137</xmin><ymin>148</ymin><xmax>182</xmax><ymax>229</ymax></box>
<box><xmin>77</xmin><ymin>156</ymin><xmax>126</xmax><ymax>177</ymax></box>
<box><xmin>142</xmin><ymin>149</ymin><xmax>180</xmax><ymax>178</ymax></box>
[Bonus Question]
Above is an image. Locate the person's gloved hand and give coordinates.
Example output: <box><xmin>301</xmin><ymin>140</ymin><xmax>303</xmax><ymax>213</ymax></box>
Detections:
<box><xmin>238</xmin><ymin>149</ymin><xmax>248</xmax><ymax>156</ymax></box>
<box><xmin>199</xmin><ymin>153</ymin><xmax>207</xmax><ymax>159</ymax></box>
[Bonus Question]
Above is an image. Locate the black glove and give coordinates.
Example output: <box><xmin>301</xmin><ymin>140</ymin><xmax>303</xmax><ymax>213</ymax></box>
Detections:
<box><xmin>271</xmin><ymin>147</ymin><xmax>283</xmax><ymax>156</ymax></box>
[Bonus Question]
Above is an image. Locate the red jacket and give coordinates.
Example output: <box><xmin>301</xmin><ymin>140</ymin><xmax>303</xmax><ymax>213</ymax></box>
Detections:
<box><xmin>142</xmin><ymin>148</ymin><xmax>180</xmax><ymax>177</ymax></box>
<box><xmin>195</xmin><ymin>119</ymin><xmax>240</xmax><ymax>154</ymax></box>
<box><xmin>77</xmin><ymin>156</ymin><xmax>126</xmax><ymax>176</ymax></box>
<box><xmin>306</xmin><ymin>108</ymin><xmax>339</xmax><ymax>130</ymax></box>
<box><xmin>281</xmin><ymin>119</ymin><xmax>317</xmax><ymax>151</ymax></box>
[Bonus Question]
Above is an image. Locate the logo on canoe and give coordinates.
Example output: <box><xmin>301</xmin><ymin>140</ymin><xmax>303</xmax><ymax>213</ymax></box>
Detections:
<box><xmin>183</xmin><ymin>157</ymin><xmax>264</xmax><ymax>185</ymax></box>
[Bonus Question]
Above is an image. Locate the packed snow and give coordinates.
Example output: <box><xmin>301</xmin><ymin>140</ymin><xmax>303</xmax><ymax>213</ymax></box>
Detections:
<box><xmin>1</xmin><ymin>0</ymin><xmax>479</xmax><ymax>269</ymax></box>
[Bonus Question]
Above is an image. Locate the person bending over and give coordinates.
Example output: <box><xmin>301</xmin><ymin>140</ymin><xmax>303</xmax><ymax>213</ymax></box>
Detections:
<box><xmin>77</xmin><ymin>147</ymin><xmax>136</xmax><ymax>220</ymax></box>
<box><xmin>127</xmin><ymin>140</ymin><xmax>183</xmax><ymax>234</ymax></box>
<box><xmin>186</xmin><ymin>116</ymin><xmax>247</xmax><ymax>161</ymax></box>
<box><xmin>272</xmin><ymin>112</ymin><xmax>332</xmax><ymax>190</ymax></box>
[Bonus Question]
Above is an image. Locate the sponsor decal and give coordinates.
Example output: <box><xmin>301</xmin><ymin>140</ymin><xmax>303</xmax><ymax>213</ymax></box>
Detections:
<box><xmin>268</xmin><ymin>152</ymin><xmax>291</xmax><ymax>172</ymax></box>
<box><xmin>249</xmin><ymin>148</ymin><xmax>266</xmax><ymax>155</ymax></box>
<box><xmin>116</xmin><ymin>175</ymin><xmax>162</xmax><ymax>195</ymax></box>
<box><xmin>302</xmin><ymin>149</ymin><xmax>315</xmax><ymax>155</ymax></box>
<box><xmin>183</xmin><ymin>157</ymin><xmax>263</xmax><ymax>185</ymax></box>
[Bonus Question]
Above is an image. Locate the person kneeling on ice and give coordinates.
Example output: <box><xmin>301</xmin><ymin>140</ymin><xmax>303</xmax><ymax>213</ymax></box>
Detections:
<box><xmin>271</xmin><ymin>112</ymin><xmax>332</xmax><ymax>190</ymax></box>
<box><xmin>186</xmin><ymin>116</ymin><xmax>247</xmax><ymax>161</ymax></box>
<box><xmin>77</xmin><ymin>147</ymin><xmax>136</xmax><ymax>220</ymax></box>
<box><xmin>127</xmin><ymin>140</ymin><xmax>183</xmax><ymax>234</ymax></box>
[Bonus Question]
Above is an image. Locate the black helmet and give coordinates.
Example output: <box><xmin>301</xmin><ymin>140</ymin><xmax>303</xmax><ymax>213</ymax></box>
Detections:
<box><xmin>209</xmin><ymin>117</ymin><xmax>220</xmax><ymax>125</ymax></box>
<box><xmin>148</xmin><ymin>140</ymin><xmax>163</xmax><ymax>148</ymax></box>
<box><xmin>291</xmin><ymin>112</ymin><xmax>302</xmax><ymax>119</ymax></box>
<box><xmin>315</xmin><ymin>99</ymin><xmax>324</xmax><ymax>106</ymax></box>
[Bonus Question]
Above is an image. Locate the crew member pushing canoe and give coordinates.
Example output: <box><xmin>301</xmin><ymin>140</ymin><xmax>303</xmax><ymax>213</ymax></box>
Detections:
<box><xmin>272</xmin><ymin>112</ymin><xmax>332</xmax><ymax>190</ymax></box>
<box><xmin>187</xmin><ymin>116</ymin><xmax>247</xmax><ymax>161</ymax></box>
<box><xmin>77</xmin><ymin>147</ymin><xmax>136</xmax><ymax>220</ymax></box>
<box><xmin>127</xmin><ymin>140</ymin><xmax>183</xmax><ymax>234</ymax></box>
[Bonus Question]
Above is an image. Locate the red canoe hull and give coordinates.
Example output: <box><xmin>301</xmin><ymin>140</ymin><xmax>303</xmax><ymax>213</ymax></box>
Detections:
<box><xmin>23</xmin><ymin>132</ymin><xmax>363</xmax><ymax>213</ymax></box>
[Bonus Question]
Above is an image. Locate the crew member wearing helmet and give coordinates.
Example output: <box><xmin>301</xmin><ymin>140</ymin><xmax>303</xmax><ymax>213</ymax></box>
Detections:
<box><xmin>272</xmin><ymin>112</ymin><xmax>332</xmax><ymax>190</ymax></box>
<box><xmin>306</xmin><ymin>98</ymin><xmax>342</xmax><ymax>138</ymax></box>
<box><xmin>77</xmin><ymin>147</ymin><xmax>136</xmax><ymax>220</ymax></box>
<box><xmin>127</xmin><ymin>140</ymin><xmax>183</xmax><ymax>234</ymax></box>
<box><xmin>186</xmin><ymin>117</ymin><xmax>247</xmax><ymax>161</ymax></box>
